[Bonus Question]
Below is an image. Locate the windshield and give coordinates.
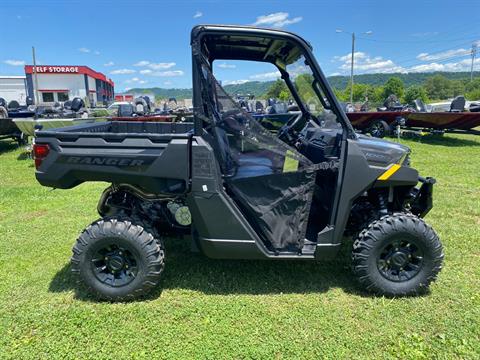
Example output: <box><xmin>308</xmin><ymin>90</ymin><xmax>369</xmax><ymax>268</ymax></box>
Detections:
<box><xmin>286</xmin><ymin>55</ymin><xmax>330</xmax><ymax>117</ymax></box>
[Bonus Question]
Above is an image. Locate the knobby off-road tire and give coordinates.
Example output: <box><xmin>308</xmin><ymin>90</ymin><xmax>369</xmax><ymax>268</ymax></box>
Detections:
<box><xmin>71</xmin><ymin>217</ymin><xmax>165</xmax><ymax>301</ymax></box>
<box><xmin>352</xmin><ymin>213</ymin><xmax>443</xmax><ymax>296</ymax></box>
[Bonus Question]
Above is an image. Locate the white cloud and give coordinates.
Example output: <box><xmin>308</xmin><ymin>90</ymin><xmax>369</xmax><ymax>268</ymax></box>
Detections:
<box><xmin>124</xmin><ymin>87</ymin><xmax>132</xmax><ymax>91</ymax></box>
<box><xmin>252</xmin><ymin>12</ymin><xmax>302</xmax><ymax>28</ymax></box>
<box><xmin>124</xmin><ymin>77</ymin><xmax>148</xmax><ymax>85</ymax></box>
<box><xmin>150</xmin><ymin>70</ymin><xmax>184</xmax><ymax>77</ymax></box>
<box><xmin>409</xmin><ymin>58</ymin><xmax>479</xmax><ymax>73</ymax></box>
<box><xmin>164</xmin><ymin>81</ymin><xmax>173</xmax><ymax>86</ymax></box>
<box><xmin>4</xmin><ymin>59</ymin><xmax>25</xmax><ymax>66</ymax></box>
<box><xmin>134</xmin><ymin>60</ymin><xmax>150</xmax><ymax>67</ymax></box>
<box><xmin>104</xmin><ymin>61</ymin><xmax>114</xmax><ymax>67</ymax></box>
<box><xmin>329</xmin><ymin>72</ymin><xmax>341</xmax><ymax>77</ymax></box>
<box><xmin>140</xmin><ymin>69</ymin><xmax>152</xmax><ymax>75</ymax></box>
<box><xmin>78</xmin><ymin>47</ymin><xmax>90</xmax><ymax>53</ymax></box>
<box><xmin>134</xmin><ymin>61</ymin><xmax>176</xmax><ymax>70</ymax></box>
<box><xmin>333</xmin><ymin>50</ymin><xmax>479</xmax><ymax>74</ymax></box>
<box><xmin>110</xmin><ymin>68</ymin><xmax>136</xmax><ymax>75</ymax></box>
<box><xmin>334</xmin><ymin>52</ymin><xmax>405</xmax><ymax>74</ymax></box>
<box><xmin>223</xmin><ymin>79</ymin><xmax>249</xmax><ymax>85</ymax></box>
<box><xmin>416</xmin><ymin>48</ymin><xmax>470</xmax><ymax>61</ymax></box>
<box><xmin>411</xmin><ymin>31</ymin><xmax>439</xmax><ymax>38</ymax></box>
<box><xmin>217</xmin><ymin>62</ymin><xmax>236</xmax><ymax>69</ymax></box>
<box><xmin>148</xmin><ymin>62</ymin><xmax>176</xmax><ymax>70</ymax></box>
<box><xmin>193</xmin><ymin>11</ymin><xmax>203</xmax><ymax>18</ymax></box>
<box><xmin>249</xmin><ymin>71</ymin><xmax>281</xmax><ymax>80</ymax></box>
<box><xmin>94</xmin><ymin>51</ymin><xmax>100</xmax><ymax>55</ymax></box>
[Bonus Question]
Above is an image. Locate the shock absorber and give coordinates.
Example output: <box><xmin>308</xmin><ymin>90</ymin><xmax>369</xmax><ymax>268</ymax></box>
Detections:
<box><xmin>377</xmin><ymin>192</ymin><xmax>388</xmax><ymax>217</ymax></box>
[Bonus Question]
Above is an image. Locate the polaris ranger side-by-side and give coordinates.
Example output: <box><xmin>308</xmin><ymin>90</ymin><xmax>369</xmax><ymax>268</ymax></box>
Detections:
<box><xmin>33</xmin><ymin>25</ymin><xmax>443</xmax><ymax>301</ymax></box>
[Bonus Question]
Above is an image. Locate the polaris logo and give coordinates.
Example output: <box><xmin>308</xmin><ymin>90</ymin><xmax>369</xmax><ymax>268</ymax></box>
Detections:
<box><xmin>62</xmin><ymin>156</ymin><xmax>149</xmax><ymax>167</ymax></box>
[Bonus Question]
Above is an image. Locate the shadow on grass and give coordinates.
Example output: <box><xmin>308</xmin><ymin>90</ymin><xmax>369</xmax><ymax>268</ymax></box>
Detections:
<box><xmin>17</xmin><ymin>151</ymin><xmax>32</xmax><ymax>161</ymax></box>
<box><xmin>0</xmin><ymin>139</ymin><xmax>19</xmax><ymax>154</ymax></box>
<box><xmin>49</xmin><ymin>239</ymin><xmax>365</xmax><ymax>301</ymax></box>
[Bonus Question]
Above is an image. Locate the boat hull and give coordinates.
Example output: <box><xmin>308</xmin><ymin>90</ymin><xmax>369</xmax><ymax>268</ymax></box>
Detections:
<box><xmin>347</xmin><ymin>111</ymin><xmax>480</xmax><ymax>131</ymax></box>
<box><xmin>0</xmin><ymin>118</ymin><xmax>21</xmax><ymax>136</ymax></box>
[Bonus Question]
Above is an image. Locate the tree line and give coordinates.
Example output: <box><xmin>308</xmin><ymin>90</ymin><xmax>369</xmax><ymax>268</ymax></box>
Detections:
<box><xmin>264</xmin><ymin>74</ymin><xmax>480</xmax><ymax>106</ymax></box>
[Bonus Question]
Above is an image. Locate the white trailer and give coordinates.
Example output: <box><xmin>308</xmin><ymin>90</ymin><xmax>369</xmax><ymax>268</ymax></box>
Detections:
<box><xmin>0</xmin><ymin>76</ymin><xmax>27</xmax><ymax>105</ymax></box>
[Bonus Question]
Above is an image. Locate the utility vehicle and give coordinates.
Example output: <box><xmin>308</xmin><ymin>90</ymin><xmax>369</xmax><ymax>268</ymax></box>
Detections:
<box><xmin>33</xmin><ymin>25</ymin><xmax>443</xmax><ymax>301</ymax></box>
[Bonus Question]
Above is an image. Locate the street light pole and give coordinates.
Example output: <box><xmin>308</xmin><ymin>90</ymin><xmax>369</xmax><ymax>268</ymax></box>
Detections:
<box><xmin>336</xmin><ymin>29</ymin><xmax>372</xmax><ymax>105</ymax></box>
<box><xmin>350</xmin><ymin>32</ymin><xmax>355</xmax><ymax>104</ymax></box>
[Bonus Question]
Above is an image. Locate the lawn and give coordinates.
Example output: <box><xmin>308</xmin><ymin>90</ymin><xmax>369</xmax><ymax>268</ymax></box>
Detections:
<box><xmin>0</xmin><ymin>134</ymin><xmax>479</xmax><ymax>359</ymax></box>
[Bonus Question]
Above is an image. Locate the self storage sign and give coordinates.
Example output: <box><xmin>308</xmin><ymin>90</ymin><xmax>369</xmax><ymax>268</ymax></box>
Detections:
<box><xmin>33</xmin><ymin>66</ymin><xmax>79</xmax><ymax>73</ymax></box>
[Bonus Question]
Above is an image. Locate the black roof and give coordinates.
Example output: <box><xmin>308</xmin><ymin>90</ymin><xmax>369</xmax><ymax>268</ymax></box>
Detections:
<box><xmin>191</xmin><ymin>25</ymin><xmax>311</xmax><ymax>65</ymax></box>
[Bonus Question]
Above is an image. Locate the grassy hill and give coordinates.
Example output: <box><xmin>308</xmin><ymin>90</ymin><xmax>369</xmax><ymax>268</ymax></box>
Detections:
<box><xmin>126</xmin><ymin>81</ymin><xmax>274</xmax><ymax>100</ymax></box>
<box><xmin>124</xmin><ymin>71</ymin><xmax>480</xmax><ymax>99</ymax></box>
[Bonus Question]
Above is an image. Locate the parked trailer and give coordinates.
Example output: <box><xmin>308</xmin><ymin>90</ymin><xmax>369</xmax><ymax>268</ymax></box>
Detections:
<box><xmin>347</xmin><ymin>111</ymin><xmax>480</xmax><ymax>137</ymax></box>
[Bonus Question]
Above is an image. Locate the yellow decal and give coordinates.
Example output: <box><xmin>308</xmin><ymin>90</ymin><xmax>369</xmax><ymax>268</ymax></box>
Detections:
<box><xmin>283</xmin><ymin>150</ymin><xmax>299</xmax><ymax>173</ymax></box>
<box><xmin>378</xmin><ymin>164</ymin><xmax>401</xmax><ymax>181</ymax></box>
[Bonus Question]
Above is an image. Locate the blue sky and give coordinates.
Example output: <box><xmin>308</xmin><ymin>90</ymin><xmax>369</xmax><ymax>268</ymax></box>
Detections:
<box><xmin>1</xmin><ymin>0</ymin><xmax>479</xmax><ymax>92</ymax></box>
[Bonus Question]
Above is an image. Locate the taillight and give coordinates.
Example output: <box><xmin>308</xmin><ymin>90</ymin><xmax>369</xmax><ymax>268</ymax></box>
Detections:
<box><xmin>33</xmin><ymin>143</ymin><xmax>50</xmax><ymax>169</ymax></box>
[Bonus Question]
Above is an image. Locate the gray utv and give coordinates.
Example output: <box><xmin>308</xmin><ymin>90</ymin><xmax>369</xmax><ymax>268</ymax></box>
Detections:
<box><xmin>33</xmin><ymin>25</ymin><xmax>443</xmax><ymax>301</ymax></box>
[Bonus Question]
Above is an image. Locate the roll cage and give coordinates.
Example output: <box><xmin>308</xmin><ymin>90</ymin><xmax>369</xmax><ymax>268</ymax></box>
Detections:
<box><xmin>190</xmin><ymin>24</ymin><xmax>356</xmax><ymax>138</ymax></box>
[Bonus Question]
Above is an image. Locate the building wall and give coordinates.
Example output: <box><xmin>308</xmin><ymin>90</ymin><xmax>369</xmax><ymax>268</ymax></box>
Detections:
<box><xmin>23</xmin><ymin>66</ymin><xmax>114</xmax><ymax>106</ymax></box>
<box><xmin>0</xmin><ymin>76</ymin><xmax>27</xmax><ymax>104</ymax></box>
<box><xmin>36</xmin><ymin>74</ymin><xmax>87</xmax><ymax>100</ymax></box>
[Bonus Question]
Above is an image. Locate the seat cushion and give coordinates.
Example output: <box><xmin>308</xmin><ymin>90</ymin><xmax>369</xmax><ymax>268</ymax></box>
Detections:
<box><xmin>234</xmin><ymin>153</ymin><xmax>274</xmax><ymax>179</ymax></box>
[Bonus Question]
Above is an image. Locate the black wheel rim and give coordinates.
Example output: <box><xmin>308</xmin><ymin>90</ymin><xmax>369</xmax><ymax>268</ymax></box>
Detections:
<box><xmin>91</xmin><ymin>243</ymin><xmax>138</xmax><ymax>287</ymax></box>
<box><xmin>377</xmin><ymin>237</ymin><xmax>424</xmax><ymax>282</ymax></box>
<box><xmin>370</xmin><ymin>122</ymin><xmax>384</xmax><ymax>138</ymax></box>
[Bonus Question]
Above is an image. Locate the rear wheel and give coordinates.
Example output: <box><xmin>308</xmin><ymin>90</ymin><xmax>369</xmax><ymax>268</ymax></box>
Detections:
<box><xmin>352</xmin><ymin>213</ymin><xmax>443</xmax><ymax>296</ymax></box>
<box><xmin>71</xmin><ymin>217</ymin><xmax>165</xmax><ymax>301</ymax></box>
<box><xmin>367</xmin><ymin>119</ymin><xmax>390</xmax><ymax>138</ymax></box>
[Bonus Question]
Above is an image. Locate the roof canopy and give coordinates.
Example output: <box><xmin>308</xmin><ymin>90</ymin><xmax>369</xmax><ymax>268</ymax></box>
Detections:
<box><xmin>193</xmin><ymin>25</ymin><xmax>307</xmax><ymax>68</ymax></box>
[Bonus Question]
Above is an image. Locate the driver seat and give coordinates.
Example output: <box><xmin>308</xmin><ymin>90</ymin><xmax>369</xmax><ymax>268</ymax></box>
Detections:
<box><xmin>213</xmin><ymin>111</ymin><xmax>274</xmax><ymax>180</ymax></box>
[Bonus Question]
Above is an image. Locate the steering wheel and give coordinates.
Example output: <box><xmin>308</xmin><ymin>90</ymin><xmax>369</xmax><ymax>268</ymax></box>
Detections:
<box><xmin>277</xmin><ymin>112</ymin><xmax>303</xmax><ymax>144</ymax></box>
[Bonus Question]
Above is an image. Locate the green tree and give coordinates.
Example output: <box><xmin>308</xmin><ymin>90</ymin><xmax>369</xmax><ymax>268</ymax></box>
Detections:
<box><xmin>403</xmin><ymin>85</ymin><xmax>429</xmax><ymax>105</ymax></box>
<box><xmin>278</xmin><ymin>90</ymin><xmax>290</xmax><ymax>101</ymax></box>
<box><xmin>465</xmin><ymin>78</ymin><xmax>480</xmax><ymax>93</ymax></box>
<box><xmin>466</xmin><ymin>88</ymin><xmax>480</xmax><ymax>101</ymax></box>
<box><xmin>373</xmin><ymin>86</ymin><xmax>385</xmax><ymax>104</ymax></box>
<box><xmin>383</xmin><ymin>77</ymin><xmax>405</xmax><ymax>99</ymax></box>
<box><xmin>265</xmin><ymin>79</ymin><xmax>290</xmax><ymax>99</ymax></box>
<box><xmin>450</xmin><ymin>80</ymin><xmax>465</xmax><ymax>97</ymax></box>
<box><xmin>424</xmin><ymin>75</ymin><xmax>452</xmax><ymax>100</ymax></box>
<box><xmin>341</xmin><ymin>83</ymin><xmax>376</xmax><ymax>103</ymax></box>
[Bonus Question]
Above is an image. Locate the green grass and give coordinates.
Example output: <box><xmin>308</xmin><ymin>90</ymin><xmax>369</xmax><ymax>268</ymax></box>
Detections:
<box><xmin>0</xmin><ymin>134</ymin><xmax>479</xmax><ymax>359</ymax></box>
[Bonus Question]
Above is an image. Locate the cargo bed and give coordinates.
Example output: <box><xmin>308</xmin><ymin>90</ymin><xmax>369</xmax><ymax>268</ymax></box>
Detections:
<box><xmin>34</xmin><ymin>121</ymin><xmax>194</xmax><ymax>192</ymax></box>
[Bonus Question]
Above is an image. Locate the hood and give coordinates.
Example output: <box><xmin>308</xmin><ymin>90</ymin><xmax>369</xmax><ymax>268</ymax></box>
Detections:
<box><xmin>355</xmin><ymin>134</ymin><xmax>410</xmax><ymax>167</ymax></box>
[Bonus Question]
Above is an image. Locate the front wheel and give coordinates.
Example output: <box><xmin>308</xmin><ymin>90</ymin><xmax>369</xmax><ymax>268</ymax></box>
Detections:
<box><xmin>71</xmin><ymin>217</ymin><xmax>165</xmax><ymax>301</ymax></box>
<box><xmin>352</xmin><ymin>213</ymin><xmax>443</xmax><ymax>296</ymax></box>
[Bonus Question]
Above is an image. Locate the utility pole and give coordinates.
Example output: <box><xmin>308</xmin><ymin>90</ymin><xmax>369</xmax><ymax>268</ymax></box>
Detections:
<box><xmin>350</xmin><ymin>32</ymin><xmax>355</xmax><ymax>104</ymax></box>
<box><xmin>336</xmin><ymin>29</ymin><xmax>372</xmax><ymax>105</ymax></box>
<box><xmin>32</xmin><ymin>46</ymin><xmax>40</xmax><ymax>105</ymax></box>
<box><xmin>471</xmin><ymin>43</ymin><xmax>477</xmax><ymax>81</ymax></box>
